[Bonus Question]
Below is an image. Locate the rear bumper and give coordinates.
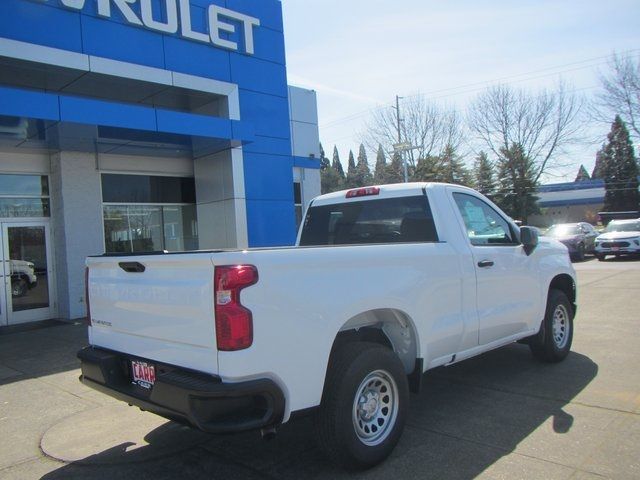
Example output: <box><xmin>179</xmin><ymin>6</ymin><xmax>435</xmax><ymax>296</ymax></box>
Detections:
<box><xmin>77</xmin><ymin>346</ymin><xmax>285</xmax><ymax>434</ymax></box>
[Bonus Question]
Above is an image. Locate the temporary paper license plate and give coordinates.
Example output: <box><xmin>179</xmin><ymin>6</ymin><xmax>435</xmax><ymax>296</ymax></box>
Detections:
<box><xmin>131</xmin><ymin>361</ymin><xmax>156</xmax><ymax>389</ymax></box>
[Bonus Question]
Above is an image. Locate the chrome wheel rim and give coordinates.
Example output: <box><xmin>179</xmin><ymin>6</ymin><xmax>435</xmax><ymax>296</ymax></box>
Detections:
<box><xmin>352</xmin><ymin>369</ymin><xmax>399</xmax><ymax>446</ymax></box>
<box><xmin>552</xmin><ymin>304</ymin><xmax>570</xmax><ymax>349</ymax></box>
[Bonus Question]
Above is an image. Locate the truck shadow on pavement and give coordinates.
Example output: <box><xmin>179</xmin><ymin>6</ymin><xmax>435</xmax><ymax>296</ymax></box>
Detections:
<box><xmin>40</xmin><ymin>343</ymin><xmax>598</xmax><ymax>480</ymax></box>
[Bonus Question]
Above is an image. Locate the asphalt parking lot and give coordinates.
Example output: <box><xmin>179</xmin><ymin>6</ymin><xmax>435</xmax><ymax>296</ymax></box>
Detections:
<box><xmin>1</xmin><ymin>257</ymin><xmax>639</xmax><ymax>480</ymax></box>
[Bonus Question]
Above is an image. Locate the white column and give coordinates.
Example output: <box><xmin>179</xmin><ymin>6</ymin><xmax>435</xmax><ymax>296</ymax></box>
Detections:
<box><xmin>50</xmin><ymin>151</ymin><xmax>103</xmax><ymax>320</ymax></box>
<box><xmin>194</xmin><ymin>148</ymin><xmax>248</xmax><ymax>249</ymax></box>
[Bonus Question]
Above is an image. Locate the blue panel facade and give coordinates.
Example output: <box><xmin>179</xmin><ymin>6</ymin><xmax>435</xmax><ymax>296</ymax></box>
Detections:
<box><xmin>0</xmin><ymin>0</ymin><xmax>300</xmax><ymax>247</ymax></box>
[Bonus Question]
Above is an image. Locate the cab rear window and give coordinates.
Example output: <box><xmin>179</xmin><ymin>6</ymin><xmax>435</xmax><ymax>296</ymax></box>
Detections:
<box><xmin>299</xmin><ymin>196</ymin><xmax>438</xmax><ymax>246</ymax></box>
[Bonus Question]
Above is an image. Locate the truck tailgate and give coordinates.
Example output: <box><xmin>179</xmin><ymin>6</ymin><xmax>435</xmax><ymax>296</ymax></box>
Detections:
<box><xmin>87</xmin><ymin>253</ymin><xmax>219</xmax><ymax>375</ymax></box>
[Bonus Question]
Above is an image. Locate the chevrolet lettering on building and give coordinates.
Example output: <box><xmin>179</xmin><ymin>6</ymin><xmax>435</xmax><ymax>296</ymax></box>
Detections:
<box><xmin>31</xmin><ymin>0</ymin><xmax>261</xmax><ymax>54</ymax></box>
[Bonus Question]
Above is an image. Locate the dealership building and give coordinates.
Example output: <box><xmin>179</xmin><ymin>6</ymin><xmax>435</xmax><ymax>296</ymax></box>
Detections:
<box><xmin>0</xmin><ymin>0</ymin><xmax>321</xmax><ymax>326</ymax></box>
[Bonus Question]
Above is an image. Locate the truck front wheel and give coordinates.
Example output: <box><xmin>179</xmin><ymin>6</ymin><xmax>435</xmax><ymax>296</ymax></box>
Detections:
<box><xmin>530</xmin><ymin>289</ymin><xmax>574</xmax><ymax>363</ymax></box>
<box><xmin>316</xmin><ymin>342</ymin><xmax>409</xmax><ymax>470</ymax></box>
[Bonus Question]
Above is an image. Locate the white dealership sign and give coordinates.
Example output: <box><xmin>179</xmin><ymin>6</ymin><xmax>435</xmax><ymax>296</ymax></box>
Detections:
<box><xmin>32</xmin><ymin>0</ymin><xmax>261</xmax><ymax>55</ymax></box>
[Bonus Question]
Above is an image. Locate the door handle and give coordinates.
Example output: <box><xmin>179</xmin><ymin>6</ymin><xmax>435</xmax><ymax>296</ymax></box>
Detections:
<box><xmin>477</xmin><ymin>260</ymin><xmax>494</xmax><ymax>268</ymax></box>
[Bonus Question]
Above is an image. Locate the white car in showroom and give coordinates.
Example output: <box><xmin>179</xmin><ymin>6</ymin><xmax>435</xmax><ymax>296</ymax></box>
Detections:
<box><xmin>595</xmin><ymin>219</ymin><xmax>640</xmax><ymax>261</ymax></box>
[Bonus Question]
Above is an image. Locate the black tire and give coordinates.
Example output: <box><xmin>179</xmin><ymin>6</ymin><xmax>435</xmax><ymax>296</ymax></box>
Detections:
<box><xmin>596</xmin><ymin>254</ymin><xmax>606</xmax><ymax>261</ymax></box>
<box><xmin>316</xmin><ymin>342</ymin><xmax>409</xmax><ymax>470</ymax></box>
<box><xmin>575</xmin><ymin>244</ymin><xmax>585</xmax><ymax>262</ymax></box>
<box><xmin>530</xmin><ymin>290</ymin><xmax>574</xmax><ymax>363</ymax></box>
<box><xmin>11</xmin><ymin>278</ymin><xmax>28</xmax><ymax>298</ymax></box>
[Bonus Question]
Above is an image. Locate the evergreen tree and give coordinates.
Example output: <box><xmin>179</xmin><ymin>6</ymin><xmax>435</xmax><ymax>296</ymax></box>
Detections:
<box><xmin>319</xmin><ymin>143</ymin><xmax>330</xmax><ymax>171</ymax></box>
<box><xmin>323</xmin><ymin>146</ymin><xmax>344</xmax><ymax>193</ymax></box>
<box><xmin>332</xmin><ymin>146</ymin><xmax>346</xmax><ymax>181</ymax></box>
<box><xmin>413</xmin><ymin>155</ymin><xmax>440</xmax><ymax>182</ymax></box>
<box><xmin>592</xmin><ymin>147</ymin><xmax>606</xmax><ymax>179</ymax></box>
<box><xmin>473</xmin><ymin>151</ymin><xmax>496</xmax><ymax>196</ymax></box>
<box><xmin>356</xmin><ymin>144</ymin><xmax>373</xmax><ymax>186</ymax></box>
<box><xmin>494</xmin><ymin>143</ymin><xmax>539</xmax><ymax>223</ymax></box>
<box><xmin>374</xmin><ymin>145</ymin><xmax>387</xmax><ymax>184</ymax></box>
<box><xmin>439</xmin><ymin>144</ymin><xmax>470</xmax><ymax>186</ymax></box>
<box><xmin>601</xmin><ymin>116</ymin><xmax>640</xmax><ymax>211</ymax></box>
<box><xmin>385</xmin><ymin>152</ymin><xmax>404</xmax><ymax>184</ymax></box>
<box><xmin>320</xmin><ymin>142</ymin><xmax>341</xmax><ymax>194</ymax></box>
<box><xmin>346</xmin><ymin>150</ymin><xmax>358</xmax><ymax>188</ymax></box>
<box><xmin>575</xmin><ymin>165</ymin><xmax>591</xmax><ymax>182</ymax></box>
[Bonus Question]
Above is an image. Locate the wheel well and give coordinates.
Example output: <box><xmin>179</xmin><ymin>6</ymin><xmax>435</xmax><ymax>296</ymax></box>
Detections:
<box><xmin>549</xmin><ymin>274</ymin><xmax>576</xmax><ymax>315</ymax></box>
<box><xmin>329</xmin><ymin>309</ymin><xmax>419</xmax><ymax>375</ymax></box>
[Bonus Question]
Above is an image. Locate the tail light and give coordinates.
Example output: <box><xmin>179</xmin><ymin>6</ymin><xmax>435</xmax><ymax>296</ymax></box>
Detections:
<box><xmin>85</xmin><ymin>267</ymin><xmax>92</xmax><ymax>326</ymax></box>
<box><xmin>214</xmin><ymin>265</ymin><xmax>258</xmax><ymax>351</ymax></box>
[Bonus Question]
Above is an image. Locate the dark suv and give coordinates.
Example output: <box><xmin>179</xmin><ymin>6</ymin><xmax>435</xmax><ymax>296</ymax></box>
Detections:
<box><xmin>545</xmin><ymin>222</ymin><xmax>598</xmax><ymax>261</ymax></box>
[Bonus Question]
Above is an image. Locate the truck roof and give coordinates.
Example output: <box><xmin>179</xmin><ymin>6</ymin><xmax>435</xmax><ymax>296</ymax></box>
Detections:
<box><xmin>312</xmin><ymin>182</ymin><xmax>473</xmax><ymax>207</ymax></box>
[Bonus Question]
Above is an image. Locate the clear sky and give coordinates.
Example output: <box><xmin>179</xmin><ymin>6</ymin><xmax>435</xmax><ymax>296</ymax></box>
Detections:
<box><xmin>281</xmin><ymin>0</ymin><xmax>640</xmax><ymax>183</ymax></box>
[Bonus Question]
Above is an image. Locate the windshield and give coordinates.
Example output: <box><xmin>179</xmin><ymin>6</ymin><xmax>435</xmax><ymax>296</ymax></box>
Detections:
<box><xmin>546</xmin><ymin>225</ymin><xmax>581</xmax><ymax>237</ymax></box>
<box><xmin>605</xmin><ymin>221</ymin><xmax>640</xmax><ymax>233</ymax></box>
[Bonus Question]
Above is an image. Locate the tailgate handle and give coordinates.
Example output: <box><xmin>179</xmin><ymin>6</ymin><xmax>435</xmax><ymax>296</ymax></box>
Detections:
<box><xmin>119</xmin><ymin>262</ymin><xmax>146</xmax><ymax>273</ymax></box>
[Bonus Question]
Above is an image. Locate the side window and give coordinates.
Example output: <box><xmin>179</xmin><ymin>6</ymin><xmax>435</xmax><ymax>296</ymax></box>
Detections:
<box><xmin>453</xmin><ymin>193</ymin><xmax>517</xmax><ymax>246</ymax></box>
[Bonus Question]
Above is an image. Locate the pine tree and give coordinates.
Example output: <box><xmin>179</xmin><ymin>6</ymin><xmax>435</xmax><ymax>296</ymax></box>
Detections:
<box><xmin>473</xmin><ymin>151</ymin><xmax>496</xmax><ymax>196</ymax></box>
<box><xmin>332</xmin><ymin>146</ymin><xmax>346</xmax><ymax>181</ymax></box>
<box><xmin>374</xmin><ymin>145</ymin><xmax>387</xmax><ymax>184</ymax></box>
<box><xmin>592</xmin><ymin>147</ymin><xmax>606</xmax><ymax>179</ymax></box>
<box><xmin>601</xmin><ymin>116</ymin><xmax>639</xmax><ymax>211</ymax></box>
<box><xmin>494</xmin><ymin>143</ymin><xmax>539</xmax><ymax>223</ymax></box>
<box><xmin>346</xmin><ymin>150</ymin><xmax>358</xmax><ymax>188</ymax></box>
<box><xmin>385</xmin><ymin>152</ymin><xmax>404</xmax><ymax>184</ymax></box>
<box><xmin>575</xmin><ymin>165</ymin><xmax>591</xmax><ymax>182</ymax></box>
<box><xmin>356</xmin><ymin>144</ymin><xmax>373</xmax><ymax>186</ymax></box>
<box><xmin>439</xmin><ymin>144</ymin><xmax>470</xmax><ymax>186</ymax></box>
<box><xmin>413</xmin><ymin>156</ymin><xmax>441</xmax><ymax>182</ymax></box>
<box><xmin>324</xmin><ymin>146</ymin><xmax>345</xmax><ymax>193</ymax></box>
<box><xmin>319</xmin><ymin>143</ymin><xmax>329</xmax><ymax>171</ymax></box>
<box><xmin>320</xmin><ymin>143</ymin><xmax>341</xmax><ymax>194</ymax></box>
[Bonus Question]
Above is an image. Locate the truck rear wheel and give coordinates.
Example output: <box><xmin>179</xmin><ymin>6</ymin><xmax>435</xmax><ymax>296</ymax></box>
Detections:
<box><xmin>316</xmin><ymin>342</ymin><xmax>409</xmax><ymax>470</ymax></box>
<box><xmin>11</xmin><ymin>278</ymin><xmax>28</xmax><ymax>298</ymax></box>
<box><xmin>530</xmin><ymin>289</ymin><xmax>573</xmax><ymax>363</ymax></box>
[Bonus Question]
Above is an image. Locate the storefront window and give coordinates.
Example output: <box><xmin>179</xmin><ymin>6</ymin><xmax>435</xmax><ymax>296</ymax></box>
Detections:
<box><xmin>102</xmin><ymin>174</ymin><xmax>198</xmax><ymax>253</ymax></box>
<box><xmin>0</xmin><ymin>175</ymin><xmax>50</xmax><ymax>218</ymax></box>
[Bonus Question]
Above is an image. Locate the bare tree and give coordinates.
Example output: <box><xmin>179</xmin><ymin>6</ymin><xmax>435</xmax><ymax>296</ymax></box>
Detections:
<box><xmin>595</xmin><ymin>53</ymin><xmax>640</xmax><ymax>139</ymax></box>
<box><xmin>468</xmin><ymin>82</ymin><xmax>584</xmax><ymax>183</ymax></box>
<box><xmin>363</xmin><ymin>96</ymin><xmax>464</xmax><ymax>172</ymax></box>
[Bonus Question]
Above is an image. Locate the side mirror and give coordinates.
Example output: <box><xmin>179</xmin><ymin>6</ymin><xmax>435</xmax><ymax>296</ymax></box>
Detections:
<box><xmin>520</xmin><ymin>226</ymin><xmax>539</xmax><ymax>256</ymax></box>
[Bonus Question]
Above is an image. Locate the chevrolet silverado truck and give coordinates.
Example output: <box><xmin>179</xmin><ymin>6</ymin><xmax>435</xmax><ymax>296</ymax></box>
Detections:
<box><xmin>78</xmin><ymin>183</ymin><xmax>577</xmax><ymax>469</ymax></box>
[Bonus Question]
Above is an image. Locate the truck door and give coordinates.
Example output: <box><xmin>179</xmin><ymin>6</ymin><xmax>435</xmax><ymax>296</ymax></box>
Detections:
<box><xmin>450</xmin><ymin>191</ymin><xmax>540</xmax><ymax>345</ymax></box>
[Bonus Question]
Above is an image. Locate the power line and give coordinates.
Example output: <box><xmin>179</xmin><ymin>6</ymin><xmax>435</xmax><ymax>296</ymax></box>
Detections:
<box><xmin>322</xmin><ymin>84</ymin><xmax>599</xmax><ymax>148</ymax></box>
<box><xmin>319</xmin><ymin>49</ymin><xmax>640</xmax><ymax>130</ymax></box>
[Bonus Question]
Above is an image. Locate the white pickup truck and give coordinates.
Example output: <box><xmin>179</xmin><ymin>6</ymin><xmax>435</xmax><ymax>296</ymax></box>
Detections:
<box><xmin>79</xmin><ymin>183</ymin><xmax>577</xmax><ymax>469</ymax></box>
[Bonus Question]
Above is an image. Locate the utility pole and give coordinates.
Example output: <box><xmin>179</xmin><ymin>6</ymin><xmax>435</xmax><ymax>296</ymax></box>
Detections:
<box><xmin>395</xmin><ymin>95</ymin><xmax>402</xmax><ymax>145</ymax></box>
<box><xmin>392</xmin><ymin>95</ymin><xmax>409</xmax><ymax>183</ymax></box>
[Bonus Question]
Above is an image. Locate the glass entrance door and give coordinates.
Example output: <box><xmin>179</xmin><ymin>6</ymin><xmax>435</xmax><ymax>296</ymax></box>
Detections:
<box><xmin>1</xmin><ymin>222</ymin><xmax>55</xmax><ymax>326</ymax></box>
